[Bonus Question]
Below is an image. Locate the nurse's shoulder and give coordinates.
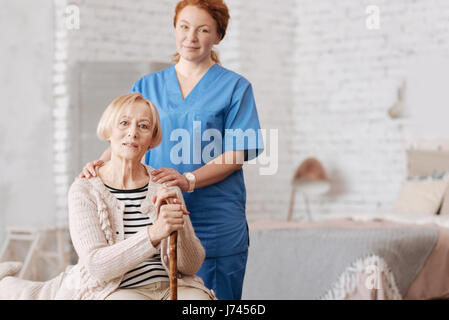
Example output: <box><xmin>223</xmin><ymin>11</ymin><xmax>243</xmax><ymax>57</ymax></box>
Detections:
<box><xmin>130</xmin><ymin>65</ymin><xmax>172</xmax><ymax>95</ymax></box>
<box><xmin>214</xmin><ymin>64</ymin><xmax>254</xmax><ymax>98</ymax></box>
<box><xmin>215</xmin><ymin>64</ymin><xmax>252</xmax><ymax>90</ymax></box>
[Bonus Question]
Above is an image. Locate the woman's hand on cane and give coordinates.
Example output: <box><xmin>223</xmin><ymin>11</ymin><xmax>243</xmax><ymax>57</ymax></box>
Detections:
<box><xmin>147</xmin><ymin>187</ymin><xmax>190</xmax><ymax>247</ymax></box>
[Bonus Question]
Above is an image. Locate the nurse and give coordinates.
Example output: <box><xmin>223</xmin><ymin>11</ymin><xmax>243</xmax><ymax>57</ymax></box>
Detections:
<box><xmin>80</xmin><ymin>0</ymin><xmax>264</xmax><ymax>300</ymax></box>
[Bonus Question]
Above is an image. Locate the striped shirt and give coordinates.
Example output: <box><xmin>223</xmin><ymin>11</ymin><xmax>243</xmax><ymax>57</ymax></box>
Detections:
<box><xmin>104</xmin><ymin>183</ymin><xmax>169</xmax><ymax>289</ymax></box>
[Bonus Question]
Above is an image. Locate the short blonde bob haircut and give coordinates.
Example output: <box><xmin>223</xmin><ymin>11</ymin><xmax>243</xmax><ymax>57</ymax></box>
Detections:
<box><xmin>97</xmin><ymin>93</ymin><xmax>162</xmax><ymax>150</ymax></box>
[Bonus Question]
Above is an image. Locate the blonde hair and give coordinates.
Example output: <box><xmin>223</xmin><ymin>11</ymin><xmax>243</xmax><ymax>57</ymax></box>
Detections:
<box><xmin>97</xmin><ymin>93</ymin><xmax>162</xmax><ymax>150</ymax></box>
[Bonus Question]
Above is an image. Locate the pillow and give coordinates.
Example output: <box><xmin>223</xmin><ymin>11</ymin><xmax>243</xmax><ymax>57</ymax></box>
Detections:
<box><xmin>393</xmin><ymin>172</ymin><xmax>449</xmax><ymax>216</ymax></box>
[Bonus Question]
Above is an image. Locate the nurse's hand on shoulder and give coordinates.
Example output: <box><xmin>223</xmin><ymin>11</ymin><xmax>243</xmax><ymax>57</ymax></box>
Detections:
<box><xmin>78</xmin><ymin>160</ymin><xmax>105</xmax><ymax>179</ymax></box>
<box><xmin>151</xmin><ymin>168</ymin><xmax>189</xmax><ymax>192</ymax></box>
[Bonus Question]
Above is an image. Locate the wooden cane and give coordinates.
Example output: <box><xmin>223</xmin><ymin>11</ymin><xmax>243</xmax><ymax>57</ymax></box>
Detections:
<box><xmin>162</xmin><ymin>198</ymin><xmax>178</xmax><ymax>300</ymax></box>
<box><xmin>169</xmin><ymin>229</ymin><xmax>178</xmax><ymax>300</ymax></box>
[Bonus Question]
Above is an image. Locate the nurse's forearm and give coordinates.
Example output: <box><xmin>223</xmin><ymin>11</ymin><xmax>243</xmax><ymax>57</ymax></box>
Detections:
<box><xmin>192</xmin><ymin>150</ymin><xmax>245</xmax><ymax>189</ymax></box>
<box><xmin>99</xmin><ymin>147</ymin><xmax>111</xmax><ymax>162</ymax></box>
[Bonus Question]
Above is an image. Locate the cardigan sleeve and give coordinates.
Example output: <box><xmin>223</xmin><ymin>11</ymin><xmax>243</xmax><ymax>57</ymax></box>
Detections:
<box><xmin>176</xmin><ymin>215</ymin><xmax>205</xmax><ymax>275</ymax></box>
<box><xmin>68</xmin><ymin>179</ymin><xmax>160</xmax><ymax>284</ymax></box>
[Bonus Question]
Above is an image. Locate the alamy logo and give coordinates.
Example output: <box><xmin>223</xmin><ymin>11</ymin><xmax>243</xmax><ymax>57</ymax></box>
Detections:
<box><xmin>366</xmin><ymin>5</ymin><xmax>380</xmax><ymax>30</ymax></box>
<box><xmin>169</xmin><ymin>121</ymin><xmax>278</xmax><ymax>175</ymax></box>
<box><xmin>365</xmin><ymin>264</ymin><xmax>383</xmax><ymax>290</ymax></box>
<box><xmin>65</xmin><ymin>5</ymin><xmax>80</xmax><ymax>30</ymax></box>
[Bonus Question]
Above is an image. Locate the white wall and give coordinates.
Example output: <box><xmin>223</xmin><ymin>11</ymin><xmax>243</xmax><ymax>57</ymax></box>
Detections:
<box><xmin>291</xmin><ymin>0</ymin><xmax>449</xmax><ymax>218</ymax></box>
<box><xmin>226</xmin><ymin>0</ymin><xmax>297</xmax><ymax>220</ymax></box>
<box><xmin>0</xmin><ymin>0</ymin><xmax>55</xmax><ymax>244</ymax></box>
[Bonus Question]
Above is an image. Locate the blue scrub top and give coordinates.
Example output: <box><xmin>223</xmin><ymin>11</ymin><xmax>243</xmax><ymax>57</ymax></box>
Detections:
<box><xmin>130</xmin><ymin>63</ymin><xmax>264</xmax><ymax>257</ymax></box>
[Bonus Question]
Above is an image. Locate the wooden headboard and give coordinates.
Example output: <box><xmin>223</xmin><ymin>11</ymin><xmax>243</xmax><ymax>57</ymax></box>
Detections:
<box><xmin>407</xmin><ymin>149</ymin><xmax>449</xmax><ymax>176</ymax></box>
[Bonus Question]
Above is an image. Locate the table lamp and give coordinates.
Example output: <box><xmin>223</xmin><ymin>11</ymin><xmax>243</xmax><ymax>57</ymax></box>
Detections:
<box><xmin>287</xmin><ymin>157</ymin><xmax>330</xmax><ymax>221</ymax></box>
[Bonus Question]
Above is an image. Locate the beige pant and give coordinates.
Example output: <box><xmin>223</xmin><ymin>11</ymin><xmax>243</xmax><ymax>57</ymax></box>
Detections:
<box><xmin>105</xmin><ymin>280</ymin><xmax>212</xmax><ymax>300</ymax></box>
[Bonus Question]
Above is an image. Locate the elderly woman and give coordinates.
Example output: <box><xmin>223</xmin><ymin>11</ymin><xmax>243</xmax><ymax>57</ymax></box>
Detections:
<box><xmin>0</xmin><ymin>93</ymin><xmax>215</xmax><ymax>300</ymax></box>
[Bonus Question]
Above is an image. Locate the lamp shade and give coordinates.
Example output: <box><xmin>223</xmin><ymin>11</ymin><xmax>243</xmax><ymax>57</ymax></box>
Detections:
<box><xmin>292</xmin><ymin>158</ymin><xmax>330</xmax><ymax>195</ymax></box>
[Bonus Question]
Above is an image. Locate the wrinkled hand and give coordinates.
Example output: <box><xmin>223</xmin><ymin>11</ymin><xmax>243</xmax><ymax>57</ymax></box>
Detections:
<box><xmin>151</xmin><ymin>168</ymin><xmax>189</xmax><ymax>192</ymax></box>
<box><xmin>78</xmin><ymin>160</ymin><xmax>105</xmax><ymax>179</ymax></box>
<box><xmin>148</xmin><ymin>187</ymin><xmax>190</xmax><ymax>247</ymax></box>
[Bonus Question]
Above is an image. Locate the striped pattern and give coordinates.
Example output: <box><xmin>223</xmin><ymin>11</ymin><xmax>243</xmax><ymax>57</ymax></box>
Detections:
<box><xmin>104</xmin><ymin>183</ymin><xmax>169</xmax><ymax>289</ymax></box>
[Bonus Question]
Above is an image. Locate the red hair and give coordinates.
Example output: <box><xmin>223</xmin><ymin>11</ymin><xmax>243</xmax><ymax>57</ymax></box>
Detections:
<box><xmin>172</xmin><ymin>0</ymin><xmax>230</xmax><ymax>64</ymax></box>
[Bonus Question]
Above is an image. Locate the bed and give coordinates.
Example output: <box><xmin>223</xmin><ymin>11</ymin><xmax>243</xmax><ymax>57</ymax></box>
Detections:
<box><xmin>242</xmin><ymin>149</ymin><xmax>449</xmax><ymax>300</ymax></box>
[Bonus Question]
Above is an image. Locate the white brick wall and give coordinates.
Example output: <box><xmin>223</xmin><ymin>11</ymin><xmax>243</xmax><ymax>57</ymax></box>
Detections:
<box><xmin>292</xmin><ymin>0</ymin><xmax>449</xmax><ymax>218</ymax></box>
<box><xmin>51</xmin><ymin>0</ymin><xmax>449</xmax><ymax>225</ymax></box>
<box><xmin>226</xmin><ymin>0</ymin><xmax>297</xmax><ymax>221</ymax></box>
<box><xmin>53</xmin><ymin>0</ymin><xmax>70</xmax><ymax>226</ymax></box>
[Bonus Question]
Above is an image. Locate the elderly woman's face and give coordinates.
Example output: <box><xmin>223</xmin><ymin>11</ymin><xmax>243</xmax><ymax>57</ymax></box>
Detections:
<box><xmin>175</xmin><ymin>5</ymin><xmax>221</xmax><ymax>63</ymax></box>
<box><xmin>109</xmin><ymin>101</ymin><xmax>153</xmax><ymax>161</ymax></box>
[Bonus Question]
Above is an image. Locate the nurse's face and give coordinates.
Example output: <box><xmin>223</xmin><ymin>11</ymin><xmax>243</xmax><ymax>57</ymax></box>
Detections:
<box><xmin>109</xmin><ymin>101</ymin><xmax>153</xmax><ymax>162</ymax></box>
<box><xmin>175</xmin><ymin>5</ymin><xmax>221</xmax><ymax>63</ymax></box>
